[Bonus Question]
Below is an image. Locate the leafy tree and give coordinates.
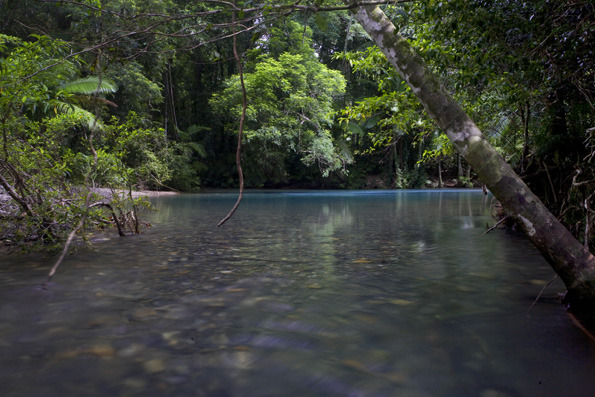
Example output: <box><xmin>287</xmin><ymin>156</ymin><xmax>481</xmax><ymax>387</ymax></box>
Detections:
<box><xmin>100</xmin><ymin>111</ymin><xmax>206</xmax><ymax>191</ymax></box>
<box><xmin>210</xmin><ymin>20</ymin><xmax>349</xmax><ymax>186</ymax></box>
<box><xmin>0</xmin><ymin>34</ymin><xmax>102</xmax><ymax>247</ymax></box>
<box><xmin>0</xmin><ymin>34</ymin><xmax>162</xmax><ymax>252</ymax></box>
<box><xmin>405</xmin><ymin>0</ymin><xmax>594</xmax><ymax>231</ymax></box>
<box><xmin>106</xmin><ymin>61</ymin><xmax>163</xmax><ymax>119</ymax></box>
<box><xmin>3</xmin><ymin>0</ymin><xmax>594</xmax><ymax>317</ymax></box>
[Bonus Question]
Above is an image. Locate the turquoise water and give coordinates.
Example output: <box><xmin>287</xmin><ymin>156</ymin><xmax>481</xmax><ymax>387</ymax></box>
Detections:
<box><xmin>0</xmin><ymin>190</ymin><xmax>593</xmax><ymax>396</ymax></box>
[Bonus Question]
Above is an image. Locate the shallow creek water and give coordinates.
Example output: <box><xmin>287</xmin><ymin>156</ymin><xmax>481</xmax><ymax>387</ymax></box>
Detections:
<box><xmin>1</xmin><ymin>190</ymin><xmax>594</xmax><ymax>396</ymax></box>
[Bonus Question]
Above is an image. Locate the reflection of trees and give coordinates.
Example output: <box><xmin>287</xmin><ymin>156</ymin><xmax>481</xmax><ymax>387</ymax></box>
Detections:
<box><xmin>279</xmin><ymin>192</ymin><xmax>495</xmax><ymax>270</ymax></box>
<box><xmin>292</xmin><ymin>192</ymin><xmax>497</xmax><ymax>286</ymax></box>
<box><xmin>142</xmin><ymin>193</ymin><xmax>573</xmax><ymax>392</ymax></box>
<box><xmin>146</xmin><ymin>192</ymin><xmax>496</xmax><ymax>289</ymax></box>
<box><xmin>309</xmin><ymin>200</ymin><xmax>354</xmax><ymax>265</ymax></box>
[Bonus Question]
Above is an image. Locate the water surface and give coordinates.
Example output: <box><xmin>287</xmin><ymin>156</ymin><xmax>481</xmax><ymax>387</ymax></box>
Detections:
<box><xmin>1</xmin><ymin>190</ymin><xmax>594</xmax><ymax>396</ymax></box>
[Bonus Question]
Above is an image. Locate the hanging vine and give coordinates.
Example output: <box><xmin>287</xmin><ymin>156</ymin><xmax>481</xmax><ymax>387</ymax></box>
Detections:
<box><xmin>218</xmin><ymin>4</ymin><xmax>247</xmax><ymax>227</ymax></box>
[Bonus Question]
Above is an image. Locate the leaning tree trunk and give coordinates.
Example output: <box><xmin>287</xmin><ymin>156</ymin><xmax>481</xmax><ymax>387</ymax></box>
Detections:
<box><xmin>345</xmin><ymin>2</ymin><xmax>595</xmax><ymax>316</ymax></box>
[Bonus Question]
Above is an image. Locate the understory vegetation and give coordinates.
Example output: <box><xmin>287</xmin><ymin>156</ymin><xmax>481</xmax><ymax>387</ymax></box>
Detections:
<box><xmin>0</xmin><ymin>0</ymin><xmax>593</xmax><ymax>251</ymax></box>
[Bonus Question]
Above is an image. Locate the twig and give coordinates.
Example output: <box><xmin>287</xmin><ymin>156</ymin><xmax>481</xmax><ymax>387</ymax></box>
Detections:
<box><xmin>528</xmin><ymin>274</ymin><xmax>558</xmax><ymax>312</ymax></box>
<box><xmin>39</xmin><ymin>0</ymin><xmax>414</xmax><ymax>15</ymax></box>
<box><xmin>585</xmin><ymin>196</ymin><xmax>591</xmax><ymax>249</ymax></box>
<box><xmin>541</xmin><ymin>161</ymin><xmax>557</xmax><ymax>203</ymax></box>
<box><xmin>484</xmin><ymin>216</ymin><xmax>508</xmax><ymax>234</ymax></box>
<box><xmin>127</xmin><ymin>186</ymin><xmax>140</xmax><ymax>234</ymax></box>
<box><xmin>218</xmin><ymin>5</ymin><xmax>247</xmax><ymax>227</ymax></box>
<box><xmin>150</xmin><ymin>174</ymin><xmax>180</xmax><ymax>193</ymax></box>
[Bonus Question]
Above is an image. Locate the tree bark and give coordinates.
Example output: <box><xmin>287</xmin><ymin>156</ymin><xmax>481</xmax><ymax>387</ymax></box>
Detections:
<box><xmin>345</xmin><ymin>2</ymin><xmax>595</xmax><ymax>316</ymax></box>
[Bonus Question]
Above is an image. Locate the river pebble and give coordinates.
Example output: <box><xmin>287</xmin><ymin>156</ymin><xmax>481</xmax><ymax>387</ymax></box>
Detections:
<box><xmin>143</xmin><ymin>358</ymin><xmax>166</xmax><ymax>373</ymax></box>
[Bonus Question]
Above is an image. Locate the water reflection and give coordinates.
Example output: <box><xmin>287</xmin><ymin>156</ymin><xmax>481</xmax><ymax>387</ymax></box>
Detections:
<box><xmin>0</xmin><ymin>190</ymin><xmax>594</xmax><ymax>396</ymax></box>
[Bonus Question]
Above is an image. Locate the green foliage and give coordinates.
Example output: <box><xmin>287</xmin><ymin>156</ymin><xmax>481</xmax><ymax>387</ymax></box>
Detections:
<box><xmin>0</xmin><ymin>35</ymin><xmax>164</xmax><ymax>249</ymax></box>
<box><xmin>422</xmin><ymin>133</ymin><xmax>454</xmax><ymax>163</ymax></box>
<box><xmin>54</xmin><ymin>76</ymin><xmax>117</xmax><ymax>131</ymax></box>
<box><xmin>210</xmin><ymin>20</ymin><xmax>349</xmax><ymax>184</ymax></box>
<box><xmin>106</xmin><ymin>61</ymin><xmax>163</xmax><ymax>118</ymax></box>
<box><xmin>99</xmin><ymin>112</ymin><xmax>205</xmax><ymax>191</ymax></box>
<box><xmin>64</xmin><ymin>149</ymin><xmax>126</xmax><ymax>187</ymax></box>
<box><xmin>0</xmin><ymin>34</ymin><xmax>75</xmax><ymax>123</ymax></box>
<box><xmin>335</xmin><ymin>43</ymin><xmax>443</xmax><ymax>188</ymax></box>
<box><xmin>404</xmin><ymin>0</ymin><xmax>594</xmax><ymax>243</ymax></box>
<box><xmin>0</xmin><ymin>111</ymin><xmax>105</xmax><ymax>249</ymax></box>
<box><xmin>61</xmin><ymin>77</ymin><xmax>117</xmax><ymax>96</ymax></box>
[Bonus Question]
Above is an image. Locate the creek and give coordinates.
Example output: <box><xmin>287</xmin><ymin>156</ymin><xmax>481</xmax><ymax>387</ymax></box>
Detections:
<box><xmin>1</xmin><ymin>190</ymin><xmax>594</xmax><ymax>396</ymax></box>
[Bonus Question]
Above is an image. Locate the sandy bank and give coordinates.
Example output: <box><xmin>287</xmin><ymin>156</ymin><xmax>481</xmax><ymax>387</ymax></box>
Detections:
<box><xmin>91</xmin><ymin>188</ymin><xmax>179</xmax><ymax>199</ymax></box>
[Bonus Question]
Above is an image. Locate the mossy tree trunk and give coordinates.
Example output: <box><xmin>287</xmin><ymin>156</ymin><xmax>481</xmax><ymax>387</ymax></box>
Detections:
<box><xmin>345</xmin><ymin>2</ymin><xmax>595</xmax><ymax>316</ymax></box>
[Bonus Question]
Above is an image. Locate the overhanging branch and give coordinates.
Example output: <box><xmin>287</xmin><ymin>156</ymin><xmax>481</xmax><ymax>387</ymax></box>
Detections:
<box><xmin>37</xmin><ymin>0</ymin><xmax>414</xmax><ymax>16</ymax></box>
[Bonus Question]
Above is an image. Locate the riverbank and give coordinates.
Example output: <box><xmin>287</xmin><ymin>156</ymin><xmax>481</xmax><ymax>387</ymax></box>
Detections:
<box><xmin>0</xmin><ymin>187</ymin><xmax>178</xmax><ymax>250</ymax></box>
<box><xmin>0</xmin><ymin>186</ymin><xmax>178</xmax><ymax>204</ymax></box>
<box><xmin>90</xmin><ymin>187</ymin><xmax>179</xmax><ymax>200</ymax></box>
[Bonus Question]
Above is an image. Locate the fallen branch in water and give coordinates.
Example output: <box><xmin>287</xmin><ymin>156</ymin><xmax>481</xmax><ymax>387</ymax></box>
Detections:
<box><xmin>484</xmin><ymin>216</ymin><xmax>509</xmax><ymax>234</ymax></box>
<box><xmin>43</xmin><ymin>190</ymin><xmax>93</xmax><ymax>288</ymax></box>
<box><xmin>528</xmin><ymin>273</ymin><xmax>558</xmax><ymax>312</ymax></box>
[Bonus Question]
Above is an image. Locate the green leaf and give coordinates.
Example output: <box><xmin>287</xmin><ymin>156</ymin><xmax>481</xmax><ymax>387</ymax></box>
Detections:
<box><xmin>314</xmin><ymin>14</ymin><xmax>328</xmax><ymax>32</ymax></box>
<box><xmin>61</xmin><ymin>77</ymin><xmax>117</xmax><ymax>95</ymax></box>
<box><xmin>347</xmin><ymin>122</ymin><xmax>364</xmax><ymax>136</ymax></box>
<box><xmin>363</xmin><ymin>114</ymin><xmax>381</xmax><ymax>129</ymax></box>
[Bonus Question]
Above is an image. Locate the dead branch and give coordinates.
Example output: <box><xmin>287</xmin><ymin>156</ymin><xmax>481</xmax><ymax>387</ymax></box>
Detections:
<box><xmin>484</xmin><ymin>216</ymin><xmax>509</xmax><ymax>234</ymax></box>
<box><xmin>43</xmin><ymin>190</ymin><xmax>93</xmax><ymax>288</ymax></box>
<box><xmin>541</xmin><ymin>161</ymin><xmax>558</xmax><ymax>203</ymax></box>
<box><xmin>0</xmin><ymin>168</ymin><xmax>33</xmax><ymax>216</ymax></box>
<box><xmin>89</xmin><ymin>201</ymin><xmax>126</xmax><ymax>236</ymax></box>
<box><xmin>528</xmin><ymin>274</ymin><xmax>559</xmax><ymax>312</ymax></box>
<box><xmin>26</xmin><ymin>1</ymin><xmax>414</xmax><ymax>71</ymax></box>
<box><xmin>567</xmin><ymin>311</ymin><xmax>595</xmax><ymax>342</ymax></box>
<box><xmin>585</xmin><ymin>195</ymin><xmax>592</xmax><ymax>249</ymax></box>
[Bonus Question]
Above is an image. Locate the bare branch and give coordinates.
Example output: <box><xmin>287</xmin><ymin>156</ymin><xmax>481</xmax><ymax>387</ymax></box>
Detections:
<box><xmin>43</xmin><ymin>190</ymin><xmax>93</xmax><ymax>287</ymax></box>
<box><xmin>17</xmin><ymin>0</ymin><xmax>414</xmax><ymax>82</ymax></box>
<box><xmin>88</xmin><ymin>202</ymin><xmax>126</xmax><ymax>236</ymax></box>
<box><xmin>19</xmin><ymin>16</ymin><xmax>172</xmax><ymax>82</ymax></box>
<box><xmin>484</xmin><ymin>216</ymin><xmax>508</xmax><ymax>234</ymax></box>
<box><xmin>527</xmin><ymin>274</ymin><xmax>559</xmax><ymax>312</ymax></box>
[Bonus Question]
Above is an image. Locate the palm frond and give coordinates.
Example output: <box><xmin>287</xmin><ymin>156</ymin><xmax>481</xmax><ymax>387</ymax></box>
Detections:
<box><xmin>61</xmin><ymin>77</ymin><xmax>117</xmax><ymax>95</ymax></box>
